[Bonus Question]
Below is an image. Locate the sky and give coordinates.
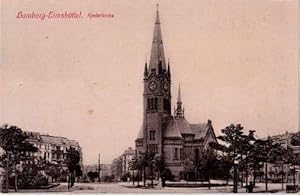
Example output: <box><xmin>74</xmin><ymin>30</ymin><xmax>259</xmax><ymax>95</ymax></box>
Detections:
<box><xmin>0</xmin><ymin>0</ymin><xmax>298</xmax><ymax>165</ymax></box>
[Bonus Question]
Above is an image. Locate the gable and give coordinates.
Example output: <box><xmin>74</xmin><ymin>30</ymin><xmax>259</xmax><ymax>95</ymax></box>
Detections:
<box><xmin>190</xmin><ymin>123</ymin><xmax>208</xmax><ymax>139</ymax></box>
<box><xmin>203</xmin><ymin>126</ymin><xmax>218</xmax><ymax>149</ymax></box>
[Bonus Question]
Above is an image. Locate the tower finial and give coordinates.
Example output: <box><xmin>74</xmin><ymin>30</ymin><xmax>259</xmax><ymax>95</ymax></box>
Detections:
<box><xmin>178</xmin><ymin>83</ymin><xmax>182</xmax><ymax>102</ymax></box>
<box><xmin>167</xmin><ymin>59</ymin><xmax>171</xmax><ymax>77</ymax></box>
<box><xmin>175</xmin><ymin>84</ymin><xmax>184</xmax><ymax>117</ymax></box>
<box><xmin>155</xmin><ymin>4</ymin><xmax>160</xmax><ymax>24</ymax></box>
<box><xmin>144</xmin><ymin>57</ymin><xmax>148</xmax><ymax>77</ymax></box>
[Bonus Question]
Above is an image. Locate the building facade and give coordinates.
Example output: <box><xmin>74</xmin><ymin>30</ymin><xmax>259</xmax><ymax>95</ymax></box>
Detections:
<box><xmin>111</xmin><ymin>147</ymin><xmax>135</xmax><ymax>181</ymax></box>
<box><xmin>135</xmin><ymin>7</ymin><xmax>218</xmax><ymax>180</ymax></box>
<box><xmin>100</xmin><ymin>164</ymin><xmax>112</xmax><ymax>181</ymax></box>
<box><xmin>111</xmin><ymin>157</ymin><xmax>122</xmax><ymax>181</ymax></box>
<box><xmin>24</xmin><ymin>131</ymin><xmax>83</xmax><ymax>170</ymax></box>
<box><xmin>261</xmin><ymin>132</ymin><xmax>300</xmax><ymax>184</ymax></box>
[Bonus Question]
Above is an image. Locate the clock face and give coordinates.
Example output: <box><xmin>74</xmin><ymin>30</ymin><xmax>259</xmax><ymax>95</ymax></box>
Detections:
<box><xmin>148</xmin><ymin>81</ymin><xmax>157</xmax><ymax>91</ymax></box>
<box><xmin>163</xmin><ymin>82</ymin><xmax>168</xmax><ymax>92</ymax></box>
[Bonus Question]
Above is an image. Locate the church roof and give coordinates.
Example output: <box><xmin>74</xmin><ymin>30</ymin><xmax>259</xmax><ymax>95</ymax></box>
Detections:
<box><xmin>24</xmin><ymin>131</ymin><xmax>80</xmax><ymax>148</ymax></box>
<box><xmin>163</xmin><ymin>117</ymin><xmax>212</xmax><ymax>140</ymax></box>
<box><xmin>190</xmin><ymin>123</ymin><xmax>210</xmax><ymax>139</ymax></box>
<box><xmin>163</xmin><ymin>117</ymin><xmax>182</xmax><ymax>138</ymax></box>
<box><xmin>149</xmin><ymin>5</ymin><xmax>167</xmax><ymax>73</ymax></box>
<box><xmin>174</xmin><ymin>117</ymin><xmax>193</xmax><ymax>135</ymax></box>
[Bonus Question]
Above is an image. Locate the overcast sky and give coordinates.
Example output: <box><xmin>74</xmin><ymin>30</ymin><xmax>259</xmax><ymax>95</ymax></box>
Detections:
<box><xmin>0</xmin><ymin>0</ymin><xmax>298</xmax><ymax>165</ymax></box>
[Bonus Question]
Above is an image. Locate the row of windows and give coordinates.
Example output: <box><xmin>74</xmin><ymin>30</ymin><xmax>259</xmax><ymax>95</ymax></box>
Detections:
<box><xmin>149</xmin><ymin>130</ymin><xmax>156</xmax><ymax>140</ymax></box>
<box><xmin>146</xmin><ymin>147</ymin><xmax>202</xmax><ymax>160</ymax></box>
<box><xmin>147</xmin><ymin>97</ymin><xmax>158</xmax><ymax>110</ymax></box>
<box><xmin>174</xmin><ymin>148</ymin><xmax>201</xmax><ymax>161</ymax></box>
<box><xmin>146</xmin><ymin>97</ymin><xmax>170</xmax><ymax>113</ymax></box>
<box><xmin>34</xmin><ymin>143</ymin><xmax>51</xmax><ymax>150</ymax></box>
<box><xmin>33</xmin><ymin>143</ymin><xmax>72</xmax><ymax>152</ymax></box>
<box><xmin>147</xmin><ymin>145</ymin><xmax>158</xmax><ymax>154</ymax></box>
<box><xmin>174</xmin><ymin>148</ymin><xmax>184</xmax><ymax>160</ymax></box>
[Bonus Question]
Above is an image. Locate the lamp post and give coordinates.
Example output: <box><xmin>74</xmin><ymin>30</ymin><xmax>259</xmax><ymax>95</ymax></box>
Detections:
<box><xmin>154</xmin><ymin>154</ymin><xmax>163</xmax><ymax>188</ymax></box>
<box><xmin>241</xmin><ymin>154</ymin><xmax>247</xmax><ymax>188</ymax></box>
<box><xmin>293</xmin><ymin>164</ymin><xmax>296</xmax><ymax>186</ymax></box>
<box><xmin>289</xmin><ymin>164</ymin><xmax>296</xmax><ymax>186</ymax></box>
<box><xmin>234</xmin><ymin>159</ymin><xmax>239</xmax><ymax>193</ymax></box>
<box><xmin>98</xmin><ymin>154</ymin><xmax>101</xmax><ymax>183</ymax></box>
<box><xmin>150</xmin><ymin>159</ymin><xmax>156</xmax><ymax>188</ymax></box>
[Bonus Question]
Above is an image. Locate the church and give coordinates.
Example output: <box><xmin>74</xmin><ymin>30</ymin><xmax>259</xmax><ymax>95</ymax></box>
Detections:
<box><xmin>135</xmin><ymin>6</ymin><xmax>218</xmax><ymax>180</ymax></box>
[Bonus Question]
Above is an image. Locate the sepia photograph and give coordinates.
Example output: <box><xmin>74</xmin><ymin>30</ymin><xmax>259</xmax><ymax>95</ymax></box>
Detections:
<box><xmin>0</xmin><ymin>0</ymin><xmax>299</xmax><ymax>193</ymax></box>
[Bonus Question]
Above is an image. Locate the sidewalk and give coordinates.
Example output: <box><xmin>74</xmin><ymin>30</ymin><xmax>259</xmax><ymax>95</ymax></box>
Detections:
<box><xmin>119</xmin><ymin>181</ymin><xmax>287</xmax><ymax>193</ymax></box>
<box><xmin>8</xmin><ymin>183</ymin><xmax>76</xmax><ymax>193</ymax></box>
<box><xmin>119</xmin><ymin>181</ymin><xmax>159</xmax><ymax>189</ymax></box>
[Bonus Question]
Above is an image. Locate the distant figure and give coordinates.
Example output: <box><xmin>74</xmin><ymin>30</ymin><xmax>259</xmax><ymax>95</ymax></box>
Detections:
<box><xmin>247</xmin><ymin>182</ymin><xmax>254</xmax><ymax>193</ymax></box>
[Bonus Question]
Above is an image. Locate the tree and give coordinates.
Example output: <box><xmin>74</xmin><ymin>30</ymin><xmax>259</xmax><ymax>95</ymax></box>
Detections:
<box><xmin>253</xmin><ymin>137</ymin><xmax>282</xmax><ymax>192</ymax></box>
<box><xmin>0</xmin><ymin>124</ymin><xmax>38</xmax><ymax>192</ymax></box>
<box><xmin>271</xmin><ymin>146</ymin><xmax>292</xmax><ymax>190</ymax></box>
<box><xmin>197</xmin><ymin>149</ymin><xmax>219</xmax><ymax>189</ymax></box>
<box><xmin>153</xmin><ymin>154</ymin><xmax>166</xmax><ymax>187</ymax></box>
<box><xmin>65</xmin><ymin>147</ymin><xmax>81</xmax><ymax>188</ymax></box>
<box><xmin>284</xmin><ymin>148</ymin><xmax>298</xmax><ymax>186</ymax></box>
<box><xmin>248</xmin><ymin>141</ymin><xmax>264</xmax><ymax>186</ymax></box>
<box><xmin>17</xmin><ymin>161</ymin><xmax>48</xmax><ymax>188</ymax></box>
<box><xmin>87</xmin><ymin>171</ymin><xmax>99</xmax><ymax>182</ymax></box>
<box><xmin>43</xmin><ymin>161</ymin><xmax>62</xmax><ymax>182</ymax></box>
<box><xmin>182</xmin><ymin>159</ymin><xmax>194</xmax><ymax>181</ymax></box>
<box><xmin>138</xmin><ymin>152</ymin><xmax>156</xmax><ymax>187</ymax></box>
<box><xmin>209</xmin><ymin>124</ymin><xmax>245</xmax><ymax>193</ymax></box>
<box><xmin>129</xmin><ymin>155</ymin><xmax>143</xmax><ymax>186</ymax></box>
<box><xmin>210</xmin><ymin>124</ymin><xmax>245</xmax><ymax>159</ymax></box>
<box><xmin>146</xmin><ymin>152</ymin><xmax>156</xmax><ymax>188</ymax></box>
<box><xmin>217</xmin><ymin>154</ymin><xmax>232</xmax><ymax>185</ymax></box>
<box><xmin>237</xmin><ymin>130</ymin><xmax>256</xmax><ymax>188</ymax></box>
<box><xmin>290</xmin><ymin>132</ymin><xmax>300</xmax><ymax>146</ymax></box>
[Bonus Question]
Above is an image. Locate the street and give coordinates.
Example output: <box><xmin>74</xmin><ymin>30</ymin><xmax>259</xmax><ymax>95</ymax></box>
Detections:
<box><xmin>14</xmin><ymin>182</ymin><xmax>287</xmax><ymax>193</ymax></box>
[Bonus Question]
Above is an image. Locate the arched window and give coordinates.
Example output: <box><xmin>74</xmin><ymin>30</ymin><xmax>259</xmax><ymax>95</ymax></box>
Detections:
<box><xmin>180</xmin><ymin>148</ymin><xmax>184</xmax><ymax>160</ymax></box>
<box><xmin>174</xmin><ymin>148</ymin><xmax>179</xmax><ymax>160</ymax></box>
<box><xmin>154</xmin><ymin>97</ymin><xmax>158</xmax><ymax>110</ymax></box>
<box><xmin>147</xmin><ymin>98</ymin><xmax>150</xmax><ymax>110</ymax></box>
<box><xmin>147</xmin><ymin>97</ymin><xmax>158</xmax><ymax>111</ymax></box>
<box><xmin>163</xmin><ymin>98</ymin><xmax>170</xmax><ymax>113</ymax></box>
<box><xmin>149</xmin><ymin>130</ymin><xmax>156</xmax><ymax>140</ymax></box>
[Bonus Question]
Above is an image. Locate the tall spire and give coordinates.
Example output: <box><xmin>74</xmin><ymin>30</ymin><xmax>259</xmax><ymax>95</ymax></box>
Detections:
<box><xmin>177</xmin><ymin>84</ymin><xmax>182</xmax><ymax>103</ymax></box>
<box><xmin>149</xmin><ymin>4</ymin><xmax>166</xmax><ymax>74</ymax></box>
<box><xmin>167</xmin><ymin>59</ymin><xmax>171</xmax><ymax>77</ymax></box>
<box><xmin>175</xmin><ymin>84</ymin><xmax>184</xmax><ymax>118</ymax></box>
<box><xmin>144</xmin><ymin>60</ymin><xmax>148</xmax><ymax>77</ymax></box>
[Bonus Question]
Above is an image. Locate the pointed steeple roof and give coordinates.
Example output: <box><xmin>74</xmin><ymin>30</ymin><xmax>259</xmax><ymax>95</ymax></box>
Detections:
<box><xmin>175</xmin><ymin>84</ymin><xmax>184</xmax><ymax>118</ymax></box>
<box><xmin>144</xmin><ymin>61</ymin><xmax>148</xmax><ymax>76</ymax></box>
<box><xmin>177</xmin><ymin>84</ymin><xmax>182</xmax><ymax>103</ymax></box>
<box><xmin>149</xmin><ymin>4</ymin><xmax>166</xmax><ymax>73</ymax></box>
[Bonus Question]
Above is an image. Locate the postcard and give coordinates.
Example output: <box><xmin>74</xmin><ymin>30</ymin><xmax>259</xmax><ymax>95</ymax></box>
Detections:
<box><xmin>0</xmin><ymin>0</ymin><xmax>299</xmax><ymax>193</ymax></box>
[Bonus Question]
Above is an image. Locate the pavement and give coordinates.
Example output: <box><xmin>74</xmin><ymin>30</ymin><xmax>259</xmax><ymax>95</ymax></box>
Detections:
<box><xmin>10</xmin><ymin>181</ymin><xmax>289</xmax><ymax>193</ymax></box>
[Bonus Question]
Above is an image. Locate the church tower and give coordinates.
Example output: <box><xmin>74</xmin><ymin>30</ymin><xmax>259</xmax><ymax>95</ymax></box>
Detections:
<box><xmin>143</xmin><ymin>5</ymin><xmax>171</xmax><ymax>155</ymax></box>
<box><xmin>135</xmin><ymin>6</ymin><xmax>218</xmax><ymax>180</ymax></box>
